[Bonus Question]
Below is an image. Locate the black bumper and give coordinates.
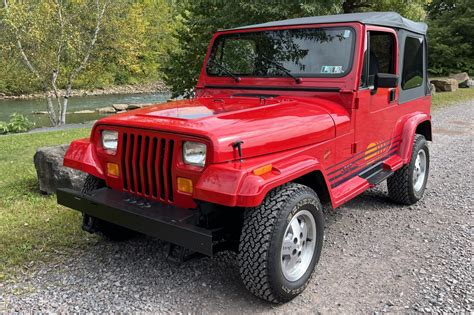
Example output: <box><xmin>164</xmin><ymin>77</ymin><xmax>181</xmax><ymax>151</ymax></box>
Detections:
<box><xmin>57</xmin><ymin>188</ymin><xmax>213</xmax><ymax>256</ymax></box>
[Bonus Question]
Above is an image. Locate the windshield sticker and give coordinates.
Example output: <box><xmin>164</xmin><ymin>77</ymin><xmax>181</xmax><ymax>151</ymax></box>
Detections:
<box><xmin>343</xmin><ymin>30</ymin><xmax>351</xmax><ymax>38</ymax></box>
<box><xmin>321</xmin><ymin>66</ymin><xmax>343</xmax><ymax>74</ymax></box>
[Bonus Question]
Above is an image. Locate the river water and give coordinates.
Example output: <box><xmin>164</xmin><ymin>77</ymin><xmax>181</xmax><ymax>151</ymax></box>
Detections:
<box><xmin>0</xmin><ymin>92</ymin><xmax>170</xmax><ymax>128</ymax></box>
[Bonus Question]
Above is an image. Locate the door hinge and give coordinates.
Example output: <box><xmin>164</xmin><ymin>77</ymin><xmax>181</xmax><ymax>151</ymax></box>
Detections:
<box><xmin>354</xmin><ymin>97</ymin><xmax>360</xmax><ymax>110</ymax></box>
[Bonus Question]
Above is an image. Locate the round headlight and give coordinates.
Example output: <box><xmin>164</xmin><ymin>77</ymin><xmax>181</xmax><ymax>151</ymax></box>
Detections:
<box><xmin>102</xmin><ymin>130</ymin><xmax>118</xmax><ymax>152</ymax></box>
<box><xmin>183</xmin><ymin>141</ymin><xmax>206</xmax><ymax>167</ymax></box>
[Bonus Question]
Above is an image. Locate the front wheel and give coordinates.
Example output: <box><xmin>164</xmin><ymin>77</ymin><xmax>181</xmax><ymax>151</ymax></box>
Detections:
<box><xmin>388</xmin><ymin>134</ymin><xmax>430</xmax><ymax>205</ymax></box>
<box><xmin>238</xmin><ymin>183</ymin><xmax>324</xmax><ymax>303</ymax></box>
<box><xmin>81</xmin><ymin>175</ymin><xmax>137</xmax><ymax>241</ymax></box>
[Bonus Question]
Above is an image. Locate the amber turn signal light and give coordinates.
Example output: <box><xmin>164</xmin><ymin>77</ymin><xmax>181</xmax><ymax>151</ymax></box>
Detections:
<box><xmin>253</xmin><ymin>164</ymin><xmax>273</xmax><ymax>176</ymax></box>
<box><xmin>107</xmin><ymin>163</ymin><xmax>120</xmax><ymax>177</ymax></box>
<box><xmin>177</xmin><ymin>177</ymin><xmax>193</xmax><ymax>193</ymax></box>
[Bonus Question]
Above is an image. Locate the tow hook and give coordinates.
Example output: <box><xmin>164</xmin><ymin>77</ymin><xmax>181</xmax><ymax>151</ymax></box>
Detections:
<box><xmin>165</xmin><ymin>243</ymin><xmax>202</xmax><ymax>265</ymax></box>
<box><xmin>82</xmin><ymin>214</ymin><xmax>99</xmax><ymax>234</ymax></box>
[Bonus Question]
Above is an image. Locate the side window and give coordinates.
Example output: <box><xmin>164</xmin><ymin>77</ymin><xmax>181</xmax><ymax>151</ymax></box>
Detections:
<box><xmin>402</xmin><ymin>36</ymin><xmax>424</xmax><ymax>90</ymax></box>
<box><xmin>360</xmin><ymin>31</ymin><xmax>395</xmax><ymax>87</ymax></box>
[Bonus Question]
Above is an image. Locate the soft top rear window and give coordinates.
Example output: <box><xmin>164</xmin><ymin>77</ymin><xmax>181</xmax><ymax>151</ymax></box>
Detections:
<box><xmin>207</xmin><ymin>27</ymin><xmax>355</xmax><ymax>78</ymax></box>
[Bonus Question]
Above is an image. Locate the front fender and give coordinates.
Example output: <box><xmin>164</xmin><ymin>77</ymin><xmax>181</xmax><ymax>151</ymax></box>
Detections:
<box><xmin>398</xmin><ymin>113</ymin><xmax>431</xmax><ymax>164</ymax></box>
<box><xmin>194</xmin><ymin>154</ymin><xmax>325</xmax><ymax>208</ymax></box>
<box><xmin>63</xmin><ymin>138</ymin><xmax>104</xmax><ymax>179</ymax></box>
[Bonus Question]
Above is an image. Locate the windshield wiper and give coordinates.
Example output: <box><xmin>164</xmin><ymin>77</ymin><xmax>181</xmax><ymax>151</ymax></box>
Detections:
<box><xmin>209</xmin><ymin>61</ymin><xmax>241</xmax><ymax>82</ymax></box>
<box><xmin>261</xmin><ymin>55</ymin><xmax>302</xmax><ymax>84</ymax></box>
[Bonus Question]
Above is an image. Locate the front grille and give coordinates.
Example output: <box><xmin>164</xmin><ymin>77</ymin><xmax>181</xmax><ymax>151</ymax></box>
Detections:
<box><xmin>121</xmin><ymin>132</ymin><xmax>175</xmax><ymax>203</ymax></box>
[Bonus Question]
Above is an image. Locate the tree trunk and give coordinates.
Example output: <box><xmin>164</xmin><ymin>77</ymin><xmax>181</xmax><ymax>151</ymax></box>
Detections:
<box><xmin>46</xmin><ymin>92</ymin><xmax>58</xmax><ymax>126</ymax></box>
<box><xmin>60</xmin><ymin>83</ymin><xmax>72</xmax><ymax>125</ymax></box>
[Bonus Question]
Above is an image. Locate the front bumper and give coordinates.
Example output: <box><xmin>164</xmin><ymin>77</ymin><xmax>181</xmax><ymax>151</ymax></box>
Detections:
<box><xmin>57</xmin><ymin>187</ymin><xmax>213</xmax><ymax>256</ymax></box>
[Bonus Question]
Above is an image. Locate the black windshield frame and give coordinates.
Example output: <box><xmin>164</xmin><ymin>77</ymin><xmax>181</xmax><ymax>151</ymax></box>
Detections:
<box><xmin>206</xmin><ymin>26</ymin><xmax>357</xmax><ymax>79</ymax></box>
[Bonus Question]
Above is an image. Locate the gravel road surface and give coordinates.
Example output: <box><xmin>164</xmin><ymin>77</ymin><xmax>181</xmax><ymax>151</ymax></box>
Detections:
<box><xmin>2</xmin><ymin>100</ymin><xmax>473</xmax><ymax>313</ymax></box>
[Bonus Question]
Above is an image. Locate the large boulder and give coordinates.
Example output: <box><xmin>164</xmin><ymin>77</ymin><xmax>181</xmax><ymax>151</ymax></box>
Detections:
<box><xmin>112</xmin><ymin>103</ymin><xmax>129</xmax><ymax>111</ymax></box>
<box><xmin>34</xmin><ymin>145</ymin><xmax>87</xmax><ymax>194</ymax></box>
<box><xmin>430</xmin><ymin>79</ymin><xmax>458</xmax><ymax>92</ymax></box>
<box><xmin>449</xmin><ymin>72</ymin><xmax>470</xmax><ymax>87</ymax></box>
<box><xmin>459</xmin><ymin>79</ymin><xmax>474</xmax><ymax>89</ymax></box>
<box><xmin>97</xmin><ymin>106</ymin><xmax>116</xmax><ymax>114</ymax></box>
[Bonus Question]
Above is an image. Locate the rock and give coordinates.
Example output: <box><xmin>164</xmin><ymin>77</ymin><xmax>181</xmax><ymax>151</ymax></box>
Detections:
<box><xmin>34</xmin><ymin>145</ymin><xmax>87</xmax><ymax>194</ymax></box>
<box><xmin>430</xmin><ymin>79</ymin><xmax>458</xmax><ymax>92</ymax></box>
<box><xmin>32</xmin><ymin>111</ymin><xmax>49</xmax><ymax>115</ymax></box>
<box><xmin>126</xmin><ymin>104</ymin><xmax>141</xmax><ymax>110</ymax></box>
<box><xmin>459</xmin><ymin>79</ymin><xmax>474</xmax><ymax>88</ymax></box>
<box><xmin>112</xmin><ymin>104</ymin><xmax>129</xmax><ymax>111</ymax></box>
<box><xmin>134</xmin><ymin>103</ymin><xmax>154</xmax><ymax>108</ymax></box>
<box><xmin>430</xmin><ymin>83</ymin><xmax>436</xmax><ymax>95</ymax></box>
<box><xmin>449</xmin><ymin>72</ymin><xmax>469</xmax><ymax>86</ymax></box>
<box><xmin>74</xmin><ymin>110</ymin><xmax>95</xmax><ymax>114</ymax></box>
<box><xmin>97</xmin><ymin>106</ymin><xmax>116</xmax><ymax>114</ymax></box>
<box><xmin>127</xmin><ymin>103</ymin><xmax>153</xmax><ymax>110</ymax></box>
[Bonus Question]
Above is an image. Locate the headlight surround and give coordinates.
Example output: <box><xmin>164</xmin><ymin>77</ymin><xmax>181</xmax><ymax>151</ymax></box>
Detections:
<box><xmin>101</xmin><ymin>130</ymin><xmax>118</xmax><ymax>153</ymax></box>
<box><xmin>183</xmin><ymin>141</ymin><xmax>207</xmax><ymax>167</ymax></box>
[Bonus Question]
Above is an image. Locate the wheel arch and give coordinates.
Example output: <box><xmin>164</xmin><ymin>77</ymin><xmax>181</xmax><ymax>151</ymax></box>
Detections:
<box><xmin>415</xmin><ymin>120</ymin><xmax>432</xmax><ymax>141</ymax></box>
<box><xmin>292</xmin><ymin>170</ymin><xmax>331</xmax><ymax>205</ymax></box>
<box><xmin>399</xmin><ymin>113</ymin><xmax>431</xmax><ymax>164</ymax></box>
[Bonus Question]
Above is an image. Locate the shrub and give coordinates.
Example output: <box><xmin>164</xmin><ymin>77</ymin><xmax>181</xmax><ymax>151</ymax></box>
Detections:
<box><xmin>0</xmin><ymin>121</ymin><xmax>8</xmax><ymax>134</ymax></box>
<box><xmin>7</xmin><ymin>113</ymin><xmax>35</xmax><ymax>133</ymax></box>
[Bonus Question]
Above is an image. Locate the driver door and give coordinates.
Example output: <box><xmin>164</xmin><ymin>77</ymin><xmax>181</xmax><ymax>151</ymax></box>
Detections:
<box><xmin>354</xmin><ymin>27</ymin><xmax>399</xmax><ymax>169</ymax></box>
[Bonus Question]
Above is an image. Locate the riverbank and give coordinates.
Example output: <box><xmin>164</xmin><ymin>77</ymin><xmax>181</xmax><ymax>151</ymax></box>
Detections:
<box><xmin>0</xmin><ymin>81</ymin><xmax>169</xmax><ymax>100</ymax></box>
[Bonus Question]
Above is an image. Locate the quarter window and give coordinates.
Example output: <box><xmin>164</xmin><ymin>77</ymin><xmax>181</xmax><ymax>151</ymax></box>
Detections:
<box><xmin>402</xmin><ymin>36</ymin><xmax>424</xmax><ymax>90</ymax></box>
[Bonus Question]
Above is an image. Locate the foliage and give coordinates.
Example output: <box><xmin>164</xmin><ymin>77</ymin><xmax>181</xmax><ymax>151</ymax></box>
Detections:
<box><xmin>0</xmin><ymin>1</ymin><xmax>179</xmax><ymax>94</ymax></box>
<box><xmin>6</xmin><ymin>113</ymin><xmax>35</xmax><ymax>133</ymax></box>
<box><xmin>163</xmin><ymin>0</ymin><xmax>429</xmax><ymax>97</ymax></box>
<box><xmin>0</xmin><ymin>121</ymin><xmax>8</xmax><ymax>134</ymax></box>
<box><xmin>427</xmin><ymin>0</ymin><xmax>474</xmax><ymax>75</ymax></box>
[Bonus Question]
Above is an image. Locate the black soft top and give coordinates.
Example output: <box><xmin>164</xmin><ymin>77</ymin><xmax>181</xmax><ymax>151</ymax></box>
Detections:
<box><xmin>229</xmin><ymin>12</ymin><xmax>427</xmax><ymax>35</ymax></box>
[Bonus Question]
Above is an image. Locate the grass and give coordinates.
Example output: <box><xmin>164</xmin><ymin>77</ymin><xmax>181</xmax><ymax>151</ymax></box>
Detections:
<box><xmin>431</xmin><ymin>87</ymin><xmax>474</xmax><ymax>109</ymax></box>
<box><xmin>0</xmin><ymin>88</ymin><xmax>473</xmax><ymax>280</ymax></box>
<box><xmin>0</xmin><ymin>128</ymin><xmax>98</xmax><ymax>280</ymax></box>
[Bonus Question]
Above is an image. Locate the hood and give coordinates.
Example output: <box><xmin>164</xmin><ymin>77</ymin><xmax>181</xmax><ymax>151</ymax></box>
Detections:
<box><xmin>97</xmin><ymin>95</ymin><xmax>340</xmax><ymax>162</ymax></box>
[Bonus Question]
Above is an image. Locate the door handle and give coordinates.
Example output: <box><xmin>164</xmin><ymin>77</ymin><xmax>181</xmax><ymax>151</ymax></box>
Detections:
<box><xmin>388</xmin><ymin>88</ymin><xmax>396</xmax><ymax>103</ymax></box>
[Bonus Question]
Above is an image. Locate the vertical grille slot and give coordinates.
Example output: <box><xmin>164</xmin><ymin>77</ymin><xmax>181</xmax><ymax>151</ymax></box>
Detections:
<box><xmin>167</xmin><ymin>140</ymin><xmax>174</xmax><ymax>201</ymax></box>
<box><xmin>121</xmin><ymin>133</ymin><xmax>128</xmax><ymax>190</ymax></box>
<box><xmin>159</xmin><ymin>139</ymin><xmax>166</xmax><ymax>199</ymax></box>
<box><xmin>120</xmin><ymin>131</ymin><xmax>175</xmax><ymax>203</ymax></box>
<box><xmin>128</xmin><ymin>134</ymin><xmax>136</xmax><ymax>192</ymax></box>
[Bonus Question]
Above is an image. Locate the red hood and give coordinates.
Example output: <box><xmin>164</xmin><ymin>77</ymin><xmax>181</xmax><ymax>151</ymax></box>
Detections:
<box><xmin>96</xmin><ymin>96</ymin><xmax>344</xmax><ymax>162</ymax></box>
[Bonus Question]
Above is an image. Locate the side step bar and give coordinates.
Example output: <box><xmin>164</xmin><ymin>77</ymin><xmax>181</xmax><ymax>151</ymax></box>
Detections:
<box><xmin>57</xmin><ymin>188</ymin><xmax>214</xmax><ymax>256</ymax></box>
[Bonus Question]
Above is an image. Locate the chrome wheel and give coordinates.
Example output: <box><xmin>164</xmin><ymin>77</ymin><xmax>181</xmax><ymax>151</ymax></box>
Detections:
<box><xmin>280</xmin><ymin>210</ymin><xmax>316</xmax><ymax>282</ymax></box>
<box><xmin>413</xmin><ymin>149</ymin><xmax>427</xmax><ymax>192</ymax></box>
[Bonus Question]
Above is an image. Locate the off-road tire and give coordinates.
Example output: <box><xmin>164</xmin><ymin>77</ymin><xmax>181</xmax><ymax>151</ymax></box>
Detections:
<box><xmin>82</xmin><ymin>175</ymin><xmax>137</xmax><ymax>241</ymax></box>
<box><xmin>238</xmin><ymin>183</ymin><xmax>324</xmax><ymax>303</ymax></box>
<box><xmin>387</xmin><ymin>134</ymin><xmax>429</xmax><ymax>205</ymax></box>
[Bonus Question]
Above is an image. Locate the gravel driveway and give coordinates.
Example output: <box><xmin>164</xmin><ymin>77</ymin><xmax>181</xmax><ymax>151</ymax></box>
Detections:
<box><xmin>2</xmin><ymin>101</ymin><xmax>473</xmax><ymax>313</ymax></box>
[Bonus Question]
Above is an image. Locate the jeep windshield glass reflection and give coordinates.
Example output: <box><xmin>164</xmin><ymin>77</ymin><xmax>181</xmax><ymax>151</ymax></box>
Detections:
<box><xmin>207</xmin><ymin>27</ymin><xmax>355</xmax><ymax>78</ymax></box>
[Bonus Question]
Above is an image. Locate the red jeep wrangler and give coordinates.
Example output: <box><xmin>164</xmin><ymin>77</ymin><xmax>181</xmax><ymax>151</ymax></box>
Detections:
<box><xmin>58</xmin><ymin>12</ymin><xmax>431</xmax><ymax>303</ymax></box>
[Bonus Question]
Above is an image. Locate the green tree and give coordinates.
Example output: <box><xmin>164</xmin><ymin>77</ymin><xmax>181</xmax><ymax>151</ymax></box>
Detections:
<box><xmin>164</xmin><ymin>0</ymin><xmax>429</xmax><ymax>97</ymax></box>
<box><xmin>2</xmin><ymin>0</ymin><xmax>109</xmax><ymax>126</ymax></box>
<box><xmin>426</xmin><ymin>0</ymin><xmax>473</xmax><ymax>75</ymax></box>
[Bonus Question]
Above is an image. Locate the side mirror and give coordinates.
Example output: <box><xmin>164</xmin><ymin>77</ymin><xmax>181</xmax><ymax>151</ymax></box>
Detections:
<box><xmin>375</xmin><ymin>73</ymin><xmax>399</xmax><ymax>89</ymax></box>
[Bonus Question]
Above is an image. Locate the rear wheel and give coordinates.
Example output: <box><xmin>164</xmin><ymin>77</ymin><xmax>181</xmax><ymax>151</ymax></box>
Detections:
<box><xmin>388</xmin><ymin>134</ymin><xmax>430</xmax><ymax>205</ymax></box>
<box><xmin>238</xmin><ymin>183</ymin><xmax>324</xmax><ymax>303</ymax></box>
<box><xmin>81</xmin><ymin>175</ymin><xmax>137</xmax><ymax>241</ymax></box>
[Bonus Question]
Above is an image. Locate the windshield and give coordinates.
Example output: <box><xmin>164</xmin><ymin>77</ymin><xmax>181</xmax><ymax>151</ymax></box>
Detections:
<box><xmin>207</xmin><ymin>27</ymin><xmax>355</xmax><ymax>78</ymax></box>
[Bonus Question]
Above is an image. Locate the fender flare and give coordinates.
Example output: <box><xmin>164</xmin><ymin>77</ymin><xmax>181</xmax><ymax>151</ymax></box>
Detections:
<box><xmin>63</xmin><ymin>138</ymin><xmax>104</xmax><ymax>179</ymax></box>
<box><xmin>399</xmin><ymin>113</ymin><xmax>431</xmax><ymax>164</ymax></box>
<box><xmin>194</xmin><ymin>155</ymin><xmax>328</xmax><ymax>208</ymax></box>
